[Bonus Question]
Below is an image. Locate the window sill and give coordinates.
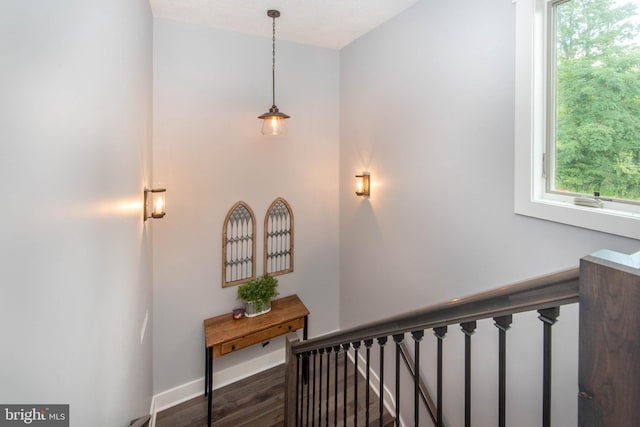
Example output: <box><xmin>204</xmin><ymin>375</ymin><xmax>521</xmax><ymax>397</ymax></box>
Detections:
<box><xmin>515</xmin><ymin>195</ymin><xmax>640</xmax><ymax>240</ymax></box>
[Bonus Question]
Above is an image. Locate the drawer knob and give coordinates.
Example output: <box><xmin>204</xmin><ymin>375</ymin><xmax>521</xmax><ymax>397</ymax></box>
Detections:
<box><xmin>231</xmin><ymin>345</ymin><xmax>236</xmax><ymax>350</ymax></box>
<box><xmin>288</xmin><ymin>325</ymin><xmax>292</xmax><ymax>330</ymax></box>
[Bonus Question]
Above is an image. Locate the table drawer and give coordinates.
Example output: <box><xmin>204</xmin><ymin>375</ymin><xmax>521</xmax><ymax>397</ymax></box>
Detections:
<box><xmin>219</xmin><ymin>317</ymin><xmax>304</xmax><ymax>356</ymax></box>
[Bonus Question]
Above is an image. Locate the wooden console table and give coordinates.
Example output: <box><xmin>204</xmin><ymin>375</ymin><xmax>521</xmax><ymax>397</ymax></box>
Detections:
<box><xmin>203</xmin><ymin>294</ymin><xmax>309</xmax><ymax>427</ymax></box>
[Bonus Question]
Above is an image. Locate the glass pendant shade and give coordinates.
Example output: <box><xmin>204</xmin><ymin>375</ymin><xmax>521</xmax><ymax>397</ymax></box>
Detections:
<box><xmin>259</xmin><ymin>107</ymin><xmax>290</xmax><ymax>135</ymax></box>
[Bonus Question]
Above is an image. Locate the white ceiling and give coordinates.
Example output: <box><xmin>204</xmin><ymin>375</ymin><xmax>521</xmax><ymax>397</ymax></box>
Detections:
<box><xmin>149</xmin><ymin>0</ymin><xmax>420</xmax><ymax>49</ymax></box>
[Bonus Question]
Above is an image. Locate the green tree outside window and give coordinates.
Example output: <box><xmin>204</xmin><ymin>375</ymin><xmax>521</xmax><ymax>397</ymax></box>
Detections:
<box><xmin>553</xmin><ymin>0</ymin><xmax>640</xmax><ymax>200</ymax></box>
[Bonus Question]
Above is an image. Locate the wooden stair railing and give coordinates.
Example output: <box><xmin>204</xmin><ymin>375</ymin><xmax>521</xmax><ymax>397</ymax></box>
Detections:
<box><xmin>285</xmin><ymin>267</ymin><xmax>579</xmax><ymax>426</ymax></box>
<box><xmin>285</xmin><ymin>251</ymin><xmax>640</xmax><ymax>426</ymax></box>
<box><xmin>291</xmin><ymin>268</ymin><xmax>579</xmax><ymax>354</ymax></box>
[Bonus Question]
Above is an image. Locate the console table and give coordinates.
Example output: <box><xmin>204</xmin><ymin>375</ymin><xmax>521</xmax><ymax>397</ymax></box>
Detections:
<box><xmin>203</xmin><ymin>294</ymin><xmax>309</xmax><ymax>427</ymax></box>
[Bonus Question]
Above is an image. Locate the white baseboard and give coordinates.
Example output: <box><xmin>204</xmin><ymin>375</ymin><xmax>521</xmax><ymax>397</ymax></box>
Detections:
<box><xmin>150</xmin><ymin>348</ymin><xmax>285</xmax><ymax>427</ymax></box>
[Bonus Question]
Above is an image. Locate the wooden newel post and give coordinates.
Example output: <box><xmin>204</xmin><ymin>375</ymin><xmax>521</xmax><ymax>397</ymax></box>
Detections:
<box><xmin>284</xmin><ymin>332</ymin><xmax>300</xmax><ymax>427</ymax></box>
<box><xmin>578</xmin><ymin>252</ymin><xmax>640</xmax><ymax>426</ymax></box>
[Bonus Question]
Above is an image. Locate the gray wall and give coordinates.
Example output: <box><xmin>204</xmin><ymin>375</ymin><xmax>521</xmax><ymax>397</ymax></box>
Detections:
<box><xmin>339</xmin><ymin>0</ymin><xmax>639</xmax><ymax>425</ymax></box>
<box><xmin>3</xmin><ymin>0</ymin><xmax>636</xmax><ymax>423</ymax></box>
<box><xmin>0</xmin><ymin>1</ymin><xmax>154</xmax><ymax>425</ymax></box>
<box><xmin>152</xmin><ymin>18</ymin><xmax>340</xmax><ymax>394</ymax></box>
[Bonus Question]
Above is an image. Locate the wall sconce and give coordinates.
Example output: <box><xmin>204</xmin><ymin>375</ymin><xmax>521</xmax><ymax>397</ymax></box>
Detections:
<box><xmin>355</xmin><ymin>172</ymin><xmax>370</xmax><ymax>197</ymax></box>
<box><xmin>144</xmin><ymin>188</ymin><xmax>166</xmax><ymax>221</ymax></box>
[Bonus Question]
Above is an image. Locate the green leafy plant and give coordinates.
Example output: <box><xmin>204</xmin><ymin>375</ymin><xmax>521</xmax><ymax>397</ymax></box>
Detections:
<box><xmin>237</xmin><ymin>275</ymin><xmax>279</xmax><ymax>312</ymax></box>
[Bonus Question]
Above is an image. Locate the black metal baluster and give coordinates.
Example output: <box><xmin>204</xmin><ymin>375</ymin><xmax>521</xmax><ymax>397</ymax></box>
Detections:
<box><xmin>352</xmin><ymin>341</ymin><xmax>361</xmax><ymax>427</ymax></box>
<box><xmin>494</xmin><ymin>315</ymin><xmax>513</xmax><ymax>427</ymax></box>
<box><xmin>305</xmin><ymin>352</ymin><xmax>311</xmax><ymax>427</ymax></box>
<box><xmin>412</xmin><ymin>330</ymin><xmax>425</xmax><ymax>426</ymax></box>
<box><xmin>303</xmin><ymin>319</ymin><xmax>309</xmax><ymax>385</ymax></box>
<box><xmin>318</xmin><ymin>348</ymin><xmax>324</xmax><ymax>426</ymax></box>
<box><xmin>300</xmin><ymin>353</ymin><xmax>305</xmax><ymax>426</ymax></box>
<box><xmin>434</xmin><ymin>326</ymin><xmax>447</xmax><ymax>427</ymax></box>
<box><xmin>377</xmin><ymin>337</ymin><xmax>388</xmax><ymax>427</ymax></box>
<box><xmin>364</xmin><ymin>339</ymin><xmax>373</xmax><ymax>426</ymax></box>
<box><xmin>343</xmin><ymin>343</ymin><xmax>350</xmax><ymax>426</ymax></box>
<box><xmin>204</xmin><ymin>345</ymin><xmax>209</xmax><ymax>396</ymax></box>
<box><xmin>460</xmin><ymin>321</ymin><xmax>477</xmax><ymax>427</ymax></box>
<box><xmin>538</xmin><ymin>307</ymin><xmax>559</xmax><ymax>427</ymax></box>
<box><xmin>393</xmin><ymin>334</ymin><xmax>404</xmax><ymax>427</ymax></box>
<box><xmin>325</xmin><ymin>347</ymin><xmax>331</xmax><ymax>427</ymax></box>
<box><xmin>312</xmin><ymin>349</ymin><xmax>317</xmax><ymax>427</ymax></box>
<box><xmin>334</xmin><ymin>345</ymin><xmax>340</xmax><ymax>427</ymax></box>
<box><xmin>296</xmin><ymin>352</ymin><xmax>301</xmax><ymax>427</ymax></box>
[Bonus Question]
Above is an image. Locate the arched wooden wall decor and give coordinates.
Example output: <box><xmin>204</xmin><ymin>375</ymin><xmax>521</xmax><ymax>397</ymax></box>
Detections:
<box><xmin>264</xmin><ymin>197</ymin><xmax>294</xmax><ymax>276</ymax></box>
<box><xmin>222</xmin><ymin>201</ymin><xmax>256</xmax><ymax>287</ymax></box>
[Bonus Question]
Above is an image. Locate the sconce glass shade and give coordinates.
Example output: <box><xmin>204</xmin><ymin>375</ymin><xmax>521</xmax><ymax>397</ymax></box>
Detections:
<box><xmin>144</xmin><ymin>188</ymin><xmax>166</xmax><ymax>221</ymax></box>
<box><xmin>355</xmin><ymin>172</ymin><xmax>370</xmax><ymax>197</ymax></box>
<box><xmin>258</xmin><ymin>107</ymin><xmax>290</xmax><ymax>136</ymax></box>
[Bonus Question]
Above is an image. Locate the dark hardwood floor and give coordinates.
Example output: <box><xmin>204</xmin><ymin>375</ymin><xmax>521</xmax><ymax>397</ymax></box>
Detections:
<box><xmin>156</xmin><ymin>357</ymin><xmax>394</xmax><ymax>426</ymax></box>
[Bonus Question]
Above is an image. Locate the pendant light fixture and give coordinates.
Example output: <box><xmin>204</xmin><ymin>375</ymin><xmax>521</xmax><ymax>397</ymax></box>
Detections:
<box><xmin>258</xmin><ymin>9</ymin><xmax>290</xmax><ymax>136</ymax></box>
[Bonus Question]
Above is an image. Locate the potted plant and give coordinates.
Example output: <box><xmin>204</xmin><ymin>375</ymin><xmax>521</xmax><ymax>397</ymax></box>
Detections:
<box><xmin>237</xmin><ymin>275</ymin><xmax>279</xmax><ymax>317</ymax></box>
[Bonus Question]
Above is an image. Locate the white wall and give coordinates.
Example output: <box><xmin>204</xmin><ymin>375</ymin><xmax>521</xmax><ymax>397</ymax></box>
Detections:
<box><xmin>0</xmin><ymin>1</ymin><xmax>153</xmax><ymax>425</ymax></box>
<box><xmin>339</xmin><ymin>0</ymin><xmax>639</xmax><ymax>426</ymax></box>
<box><xmin>152</xmin><ymin>18</ymin><xmax>340</xmax><ymax>395</ymax></box>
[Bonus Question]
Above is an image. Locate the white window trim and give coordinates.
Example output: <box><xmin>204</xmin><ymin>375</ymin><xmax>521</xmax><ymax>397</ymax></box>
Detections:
<box><xmin>514</xmin><ymin>0</ymin><xmax>640</xmax><ymax>240</ymax></box>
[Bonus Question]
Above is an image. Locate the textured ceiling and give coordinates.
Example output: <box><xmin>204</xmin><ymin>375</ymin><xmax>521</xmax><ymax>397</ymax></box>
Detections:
<box><xmin>149</xmin><ymin>0</ymin><xmax>420</xmax><ymax>49</ymax></box>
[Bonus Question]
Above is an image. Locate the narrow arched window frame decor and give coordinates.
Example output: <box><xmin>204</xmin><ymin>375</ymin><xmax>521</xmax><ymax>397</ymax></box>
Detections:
<box><xmin>264</xmin><ymin>197</ymin><xmax>294</xmax><ymax>276</ymax></box>
<box><xmin>222</xmin><ymin>201</ymin><xmax>256</xmax><ymax>288</ymax></box>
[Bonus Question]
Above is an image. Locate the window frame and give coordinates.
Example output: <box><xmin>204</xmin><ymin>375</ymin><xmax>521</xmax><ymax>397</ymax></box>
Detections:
<box><xmin>222</xmin><ymin>201</ymin><xmax>257</xmax><ymax>288</ymax></box>
<box><xmin>514</xmin><ymin>0</ymin><xmax>640</xmax><ymax>240</ymax></box>
<box><xmin>263</xmin><ymin>197</ymin><xmax>294</xmax><ymax>277</ymax></box>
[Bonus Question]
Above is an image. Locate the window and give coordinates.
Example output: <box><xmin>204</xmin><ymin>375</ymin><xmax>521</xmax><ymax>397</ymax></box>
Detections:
<box><xmin>515</xmin><ymin>0</ymin><xmax>640</xmax><ymax>239</ymax></box>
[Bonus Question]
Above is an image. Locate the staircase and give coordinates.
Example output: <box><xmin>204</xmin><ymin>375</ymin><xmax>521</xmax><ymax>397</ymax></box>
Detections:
<box><xmin>284</xmin><ymin>250</ymin><xmax>640</xmax><ymax>426</ymax></box>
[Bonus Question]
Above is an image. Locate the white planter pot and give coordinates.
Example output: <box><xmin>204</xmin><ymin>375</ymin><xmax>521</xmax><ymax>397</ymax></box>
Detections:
<box><xmin>244</xmin><ymin>300</ymin><xmax>271</xmax><ymax>317</ymax></box>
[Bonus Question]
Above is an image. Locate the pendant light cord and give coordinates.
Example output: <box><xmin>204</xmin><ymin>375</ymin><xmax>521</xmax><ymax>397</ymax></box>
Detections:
<box><xmin>271</xmin><ymin>14</ymin><xmax>276</xmax><ymax>108</ymax></box>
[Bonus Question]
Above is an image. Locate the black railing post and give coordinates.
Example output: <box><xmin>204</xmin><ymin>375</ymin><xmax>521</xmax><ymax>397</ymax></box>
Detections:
<box><xmin>296</xmin><ymin>352</ymin><xmax>301</xmax><ymax>426</ymax></box>
<box><xmin>412</xmin><ymin>330</ymin><xmax>425</xmax><ymax>426</ymax></box>
<box><xmin>204</xmin><ymin>345</ymin><xmax>209</xmax><ymax>396</ymax></box>
<box><xmin>343</xmin><ymin>342</ymin><xmax>350</xmax><ymax>426</ymax></box>
<box><xmin>325</xmin><ymin>347</ymin><xmax>331</xmax><ymax>427</ymax></box>
<box><xmin>318</xmin><ymin>347</ymin><xmax>325</xmax><ymax>426</ymax></box>
<box><xmin>538</xmin><ymin>307</ymin><xmax>559</xmax><ymax>427</ymax></box>
<box><xmin>364</xmin><ymin>339</ymin><xmax>373</xmax><ymax>426</ymax></box>
<box><xmin>460</xmin><ymin>321</ymin><xmax>477</xmax><ymax>427</ymax></box>
<box><xmin>433</xmin><ymin>326</ymin><xmax>447</xmax><ymax>427</ymax></box>
<box><xmin>393</xmin><ymin>333</ymin><xmax>404</xmax><ymax>427</ymax></box>
<box><xmin>377</xmin><ymin>336</ymin><xmax>388</xmax><ymax>427</ymax></box>
<box><xmin>352</xmin><ymin>341</ymin><xmax>361</xmax><ymax>426</ymax></box>
<box><xmin>333</xmin><ymin>345</ymin><xmax>341</xmax><ymax>427</ymax></box>
<box><xmin>312</xmin><ymin>349</ymin><xmax>317</xmax><ymax>427</ymax></box>
<box><xmin>494</xmin><ymin>315</ymin><xmax>513</xmax><ymax>427</ymax></box>
<box><xmin>304</xmin><ymin>352</ymin><xmax>311</xmax><ymax>426</ymax></box>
